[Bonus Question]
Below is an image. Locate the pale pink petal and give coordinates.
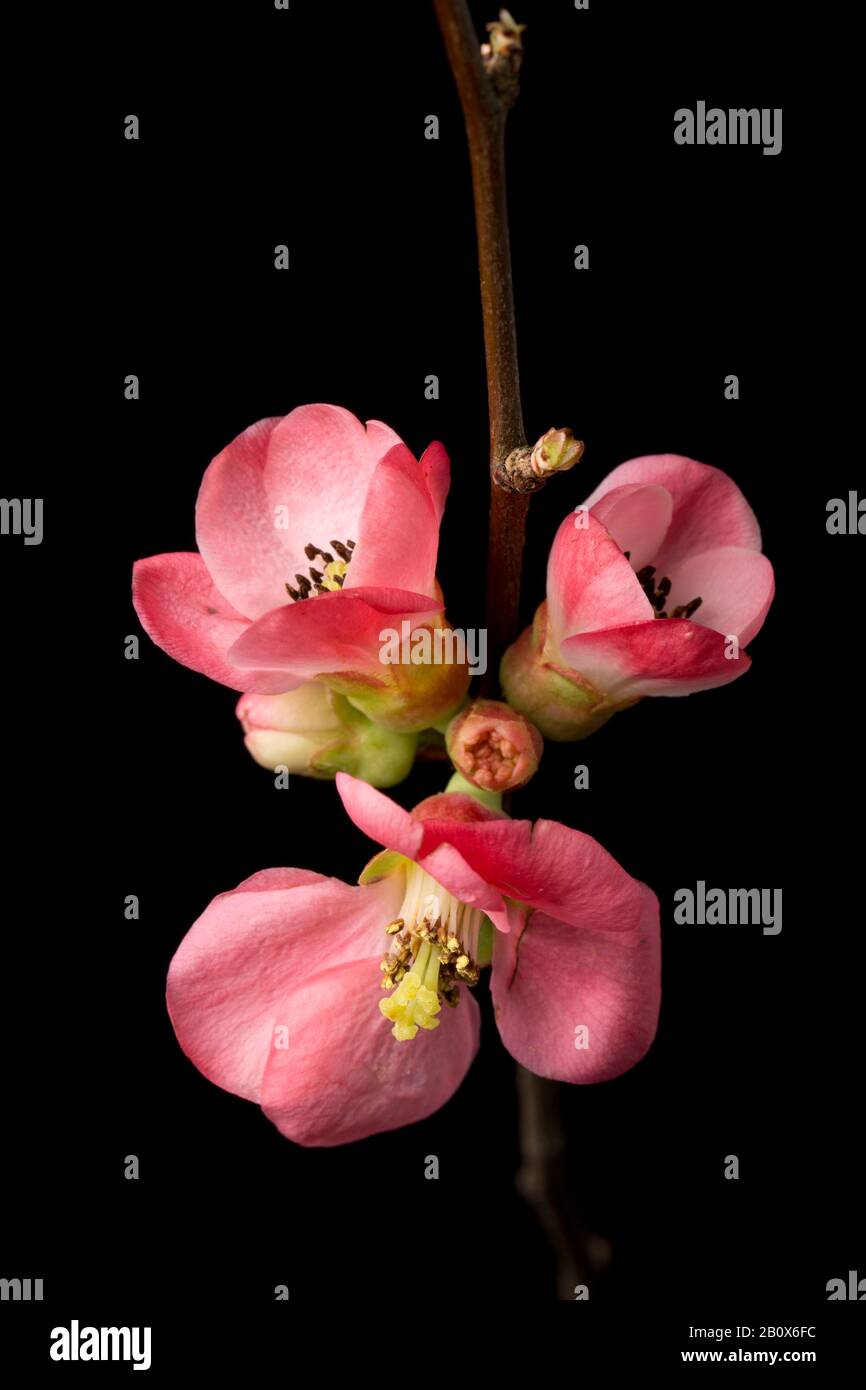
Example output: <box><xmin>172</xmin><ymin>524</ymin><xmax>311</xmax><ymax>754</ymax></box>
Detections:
<box><xmin>226</xmin><ymin>587</ymin><xmax>443</xmax><ymax>691</ymax></box>
<box><xmin>667</xmin><ymin>547</ymin><xmax>775</xmax><ymax>645</ymax></box>
<box><xmin>345</xmin><ymin>444</ymin><xmax>439</xmax><ymax>596</ymax></box>
<box><xmin>263</xmin><ymin>404</ymin><xmax>403</xmax><ymax>581</ymax></box>
<box><xmin>582</xmin><ymin>454</ymin><xmax>762</xmax><ymax>574</ymax></box>
<box><xmin>132</xmin><ymin>552</ymin><xmax>296</xmax><ymax>692</ymax></box>
<box><xmin>547</xmin><ymin>512</ymin><xmax>652</xmax><ymax>650</ymax></box>
<box><xmin>590</xmin><ymin>484</ymin><xmax>674</xmax><ymax>571</ymax></box>
<box><xmin>166</xmin><ymin>870</ymin><xmax>402</xmax><ymax>1104</ymax></box>
<box><xmin>491</xmin><ymin>885</ymin><xmax>660</xmax><ymax>1083</ymax></box>
<box><xmin>194</xmin><ymin>415</ymin><xmax>294</xmax><ymax>621</ymax></box>
<box><xmin>195</xmin><ymin>408</ymin><xmax>404</xmax><ymax>622</ymax></box>
<box><xmin>419</xmin><ymin>441</ymin><xmax>451</xmax><ymax>524</ymax></box>
<box><xmin>260</xmin><ymin>956</ymin><xmax>480</xmax><ymax>1145</ymax></box>
<box><xmin>560</xmin><ymin>619</ymin><xmax>750</xmax><ymax>701</ymax></box>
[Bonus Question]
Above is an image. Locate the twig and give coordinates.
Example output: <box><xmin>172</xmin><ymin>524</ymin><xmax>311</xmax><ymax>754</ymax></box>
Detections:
<box><xmin>434</xmin><ymin>0</ymin><xmax>597</xmax><ymax>1301</ymax></box>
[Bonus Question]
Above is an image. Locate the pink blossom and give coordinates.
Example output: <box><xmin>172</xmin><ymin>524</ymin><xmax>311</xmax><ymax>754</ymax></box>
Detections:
<box><xmin>501</xmin><ymin>454</ymin><xmax>775</xmax><ymax>739</ymax></box>
<box><xmin>167</xmin><ymin>774</ymin><xmax>660</xmax><ymax>1146</ymax></box>
<box><xmin>133</xmin><ymin>405</ymin><xmax>469</xmax><ymax>731</ymax></box>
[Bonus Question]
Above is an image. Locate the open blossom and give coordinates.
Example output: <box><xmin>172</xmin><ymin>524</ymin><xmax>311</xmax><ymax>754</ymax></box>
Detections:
<box><xmin>237</xmin><ymin>684</ymin><xmax>418</xmax><ymax>787</ymax></box>
<box><xmin>501</xmin><ymin>454</ymin><xmax>775</xmax><ymax>740</ymax></box>
<box><xmin>133</xmin><ymin>404</ymin><xmax>469</xmax><ymax>732</ymax></box>
<box><xmin>166</xmin><ymin>774</ymin><xmax>660</xmax><ymax>1146</ymax></box>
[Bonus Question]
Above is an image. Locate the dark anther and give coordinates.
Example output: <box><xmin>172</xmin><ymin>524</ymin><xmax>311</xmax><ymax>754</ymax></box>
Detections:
<box><xmin>623</xmin><ymin>550</ymin><xmax>631</xmax><ymax>560</ymax></box>
<box><xmin>295</xmin><ymin>574</ymin><xmax>313</xmax><ymax>597</ymax></box>
<box><xmin>304</xmin><ymin>543</ymin><xmax>321</xmax><ymax>562</ymax></box>
<box><xmin>346</xmin><ymin>539</ymin><xmax>356</xmax><ymax>551</ymax></box>
<box><xmin>658</xmin><ymin>577</ymin><xmax>671</xmax><ymax>597</ymax></box>
<box><xmin>285</xmin><ymin>583</ymin><xmax>300</xmax><ymax>601</ymax></box>
<box><xmin>330</xmin><ymin>540</ymin><xmax>352</xmax><ymax>562</ymax></box>
<box><xmin>308</xmin><ymin>567</ymin><xmax>323</xmax><ymax>583</ymax></box>
<box><xmin>636</xmin><ymin>565</ymin><xmax>656</xmax><ymax>584</ymax></box>
<box><xmin>672</xmin><ymin>596</ymin><xmax>703</xmax><ymax>620</ymax></box>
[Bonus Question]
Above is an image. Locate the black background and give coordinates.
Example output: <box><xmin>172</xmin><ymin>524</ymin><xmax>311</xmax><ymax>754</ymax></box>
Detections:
<box><xmin>3</xmin><ymin>0</ymin><xmax>861</xmax><ymax>1371</ymax></box>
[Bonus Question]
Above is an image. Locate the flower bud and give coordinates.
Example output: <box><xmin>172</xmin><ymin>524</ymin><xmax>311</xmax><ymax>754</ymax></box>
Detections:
<box><xmin>237</xmin><ymin>684</ymin><xmax>418</xmax><ymax>787</ymax></box>
<box><xmin>530</xmin><ymin>428</ymin><xmax>585</xmax><ymax>478</ymax></box>
<box><xmin>445</xmin><ymin>699</ymin><xmax>543</xmax><ymax>793</ymax></box>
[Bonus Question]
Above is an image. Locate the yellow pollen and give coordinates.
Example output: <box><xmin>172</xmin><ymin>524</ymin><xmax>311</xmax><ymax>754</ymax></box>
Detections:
<box><xmin>377</xmin><ymin>867</ymin><xmax>486</xmax><ymax>1043</ymax></box>
<box><xmin>320</xmin><ymin>558</ymin><xmax>348</xmax><ymax>591</ymax></box>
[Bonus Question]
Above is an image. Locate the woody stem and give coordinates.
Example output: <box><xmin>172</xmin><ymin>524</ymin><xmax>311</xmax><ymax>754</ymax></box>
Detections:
<box><xmin>432</xmin><ymin>0</ymin><xmax>528</xmax><ymax>688</ymax></box>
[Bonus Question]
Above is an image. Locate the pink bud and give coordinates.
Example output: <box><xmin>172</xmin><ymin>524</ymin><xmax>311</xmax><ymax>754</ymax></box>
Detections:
<box><xmin>446</xmin><ymin>699</ymin><xmax>542</xmax><ymax>793</ymax></box>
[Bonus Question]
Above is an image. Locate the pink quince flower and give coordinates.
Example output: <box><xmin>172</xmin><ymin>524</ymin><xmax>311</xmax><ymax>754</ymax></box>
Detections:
<box><xmin>166</xmin><ymin>774</ymin><xmax>660</xmax><ymax>1146</ymax></box>
<box><xmin>132</xmin><ymin>404</ymin><xmax>469</xmax><ymax>732</ymax></box>
<box><xmin>501</xmin><ymin>454</ymin><xmax>775</xmax><ymax>739</ymax></box>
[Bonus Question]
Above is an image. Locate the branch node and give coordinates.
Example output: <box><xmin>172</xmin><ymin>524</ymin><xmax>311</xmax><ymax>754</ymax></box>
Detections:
<box><xmin>494</xmin><ymin>429</ymin><xmax>585</xmax><ymax>492</ymax></box>
<box><xmin>480</xmin><ymin>8</ymin><xmax>526</xmax><ymax>107</ymax></box>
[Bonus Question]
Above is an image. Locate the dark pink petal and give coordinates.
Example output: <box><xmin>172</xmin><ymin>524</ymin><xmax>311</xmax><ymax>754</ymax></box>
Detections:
<box><xmin>226</xmin><ymin>587</ymin><xmax>443</xmax><ymax>691</ymax></box>
<box><xmin>416</xmin><ymin>841</ymin><xmax>517</xmax><ymax>936</ymax></box>
<box><xmin>132</xmin><ymin>551</ymin><xmax>294</xmax><ymax>692</ymax></box>
<box><xmin>346</xmin><ymin>444</ymin><xmax>439</xmax><ymax>597</ymax></box>
<box><xmin>194</xmin><ymin>415</ymin><xmax>293</xmax><ymax>621</ymax></box>
<box><xmin>582</xmin><ymin>454</ymin><xmax>762</xmax><ymax>575</ymax></box>
<box><xmin>260</xmin><ymin>956</ymin><xmax>480</xmax><ymax>1145</ymax></box>
<box><xmin>419</xmin><ymin>441</ymin><xmax>451</xmax><ymax>524</ymax></box>
<box><xmin>590</xmin><ymin>484</ymin><xmax>674</xmax><ymax>571</ymax></box>
<box><xmin>547</xmin><ymin>512</ymin><xmax>652</xmax><ymax>650</ymax></box>
<box><xmin>416</xmin><ymin>815</ymin><xmax>650</xmax><ymax>935</ymax></box>
<box><xmin>667</xmin><ymin>547</ymin><xmax>775</xmax><ymax>645</ymax></box>
<box><xmin>166</xmin><ymin>869</ymin><xmax>402</xmax><ymax>1104</ymax></box>
<box><xmin>491</xmin><ymin>885</ymin><xmax>661</xmax><ymax>1083</ymax></box>
<box><xmin>338</xmin><ymin>776</ymin><xmax>648</xmax><ymax>939</ymax></box>
<box><xmin>560</xmin><ymin>619</ymin><xmax>750</xmax><ymax>701</ymax></box>
<box><xmin>336</xmin><ymin>772</ymin><xmax>425</xmax><ymax>860</ymax></box>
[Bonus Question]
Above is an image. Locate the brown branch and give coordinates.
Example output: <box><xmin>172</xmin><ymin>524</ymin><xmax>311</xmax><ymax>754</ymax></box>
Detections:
<box><xmin>434</xmin><ymin>1</ymin><xmax>599</xmax><ymax>1301</ymax></box>
<box><xmin>433</xmin><ymin>0</ymin><xmax>528</xmax><ymax>684</ymax></box>
<box><xmin>515</xmin><ymin>1067</ymin><xmax>612</xmax><ymax>1300</ymax></box>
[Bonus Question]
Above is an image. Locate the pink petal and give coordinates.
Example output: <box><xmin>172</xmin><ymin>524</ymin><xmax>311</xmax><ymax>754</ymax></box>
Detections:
<box><xmin>338</xmin><ymin>776</ymin><xmax>649</xmax><ymax>940</ymax></box>
<box><xmin>417</xmin><ymin>841</ymin><xmax>516</xmax><ymax>935</ymax></box>
<box><xmin>194</xmin><ymin>415</ymin><xmax>293</xmax><ymax>621</ymax></box>
<box><xmin>132</xmin><ymin>551</ymin><xmax>295</xmax><ymax>692</ymax></box>
<box><xmin>560</xmin><ymin>619</ymin><xmax>751</xmax><ymax>701</ymax></box>
<box><xmin>590</xmin><ymin>484</ymin><xmax>674</xmax><ymax>571</ymax></box>
<box><xmin>491</xmin><ymin>885</ymin><xmax>661</xmax><ymax>1083</ymax></box>
<box><xmin>336</xmin><ymin>772</ymin><xmax>425</xmax><ymax>860</ymax></box>
<box><xmin>195</xmin><ymin>407</ymin><xmax>404</xmax><ymax>622</ymax></box>
<box><xmin>582</xmin><ymin>454</ymin><xmax>762</xmax><ymax>575</ymax></box>
<box><xmin>419</xmin><ymin>441</ymin><xmax>451</xmax><ymax>524</ymax></box>
<box><xmin>345</xmin><ymin>444</ymin><xmax>439</xmax><ymax>596</ymax></box>
<box><xmin>547</xmin><ymin>512</ymin><xmax>652</xmax><ymax>650</ymax></box>
<box><xmin>166</xmin><ymin>869</ymin><xmax>402</xmax><ymax>1104</ymax></box>
<box><xmin>260</xmin><ymin>956</ymin><xmax>480</xmax><ymax>1145</ymax></box>
<box><xmin>667</xmin><ymin>547</ymin><xmax>775</xmax><ymax>645</ymax></box>
<box><xmin>226</xmin><ymin>587</ymin><xmax>443</xmax><ymax>691</ymax></box>
<box><xmin>416</xmin><ymin>815</ymin><xmax>650</xmax><ymax>935</ymax></box>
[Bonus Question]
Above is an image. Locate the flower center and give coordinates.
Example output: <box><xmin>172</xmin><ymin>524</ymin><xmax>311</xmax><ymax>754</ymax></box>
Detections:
<box><xmin>378</xmin><ymin>866</ymin><xmax>483</xmax><ymax>1043</ymax></box>
<box><xmin>285</xmin><ymin>538</ymin><xmax>355</xmax><ymax>602</ymax></box>
<box><xmin>625</xmin><ymin>553</ymin><xmax>703</xmax><ymax>621</ymax></box>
